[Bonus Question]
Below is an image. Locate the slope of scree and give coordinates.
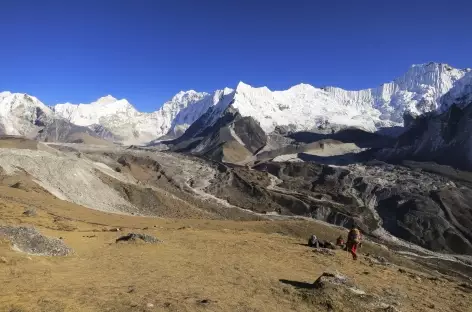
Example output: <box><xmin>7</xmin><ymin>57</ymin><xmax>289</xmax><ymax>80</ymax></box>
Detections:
<box><xmin>204</xmin><ymin>160</ymin><xmax>472</xmax><ymax>255</ymax></box>
<box><xmin>42</xmin><ymin>144</ymin><xmax>263</xmax><ymax>220</ymax></box>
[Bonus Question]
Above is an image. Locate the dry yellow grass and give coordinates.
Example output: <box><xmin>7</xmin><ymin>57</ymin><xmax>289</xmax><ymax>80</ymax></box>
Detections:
<box><xmin>0</xmin><ymin>136</ymin><xmax>38</xmax><ymax>150</ymax></box>
<box><xmin>0</xmin><ymin>185</ymin><xmax>471</xmax><ymax>312</ymax></box>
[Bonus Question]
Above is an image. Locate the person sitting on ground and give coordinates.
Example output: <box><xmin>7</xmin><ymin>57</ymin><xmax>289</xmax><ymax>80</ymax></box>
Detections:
<box><xmin>308</xmin><ymin>234</ymin><xmax>319</xmax><ymax>248</ymax></box>
<box><xmin>336</xmin><ymin>235</ymin><xmax>345</xmax><ymax>249</ymax></box>
<box><xmin>346</xmin><ymin>226</ymin><xmax>362</xmax><ymax>260</ymax></box>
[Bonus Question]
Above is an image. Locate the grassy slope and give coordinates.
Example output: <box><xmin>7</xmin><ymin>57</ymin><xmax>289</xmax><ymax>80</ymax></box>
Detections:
<box><xmin>0</xmin><ymin>185</ymin><xmax>471</xmax><ymax>312</ymax></box>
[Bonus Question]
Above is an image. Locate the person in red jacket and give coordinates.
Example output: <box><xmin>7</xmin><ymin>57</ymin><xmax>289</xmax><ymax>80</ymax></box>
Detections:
<box><xmin>336</xmin><ymin>235</ymin><xmax>345</xmax><ymax>249</ymax></box>
<box><xmin>346</xmin><ymin>226</ymin><xmax>361</xmax><ymax>260</ymax></box>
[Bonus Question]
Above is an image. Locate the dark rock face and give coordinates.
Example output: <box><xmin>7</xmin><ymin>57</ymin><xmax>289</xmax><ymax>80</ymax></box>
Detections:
<box><xmin>233</xmin><ymin>117</ymin><xmax>266</xmax><ymax>154</ymax></box>
<box><xmin>307</xmin><ymin>162</ymin><xmax>472</xmax><ymax>255</ymax></box>
<box><xmin>208</xmin><ymin>160</ymin><xmax>472</xmax><ymax>255</ymax></box>
<box><xmin>35</xmin><ymin>119</ymin><xmax>101</xmax><ymax>143</ymax></box>
<box><xmin>378</xmin><ymin>101</ymin><xmax>472</xmax><ymax>171</ymax></box>
<box><xmin>167</xmin><ymin>106</ymin><xmax>267</xmax><ymax>163</ymax></box>
<box><xmin>89</xmin><ymin>124</ymin><xmax>121</xmax><ymax>142</ymax></box>
<box><xmin>289</xmin><ymin>128</ymin><xmax>395</xmax><ymax>149</ymax></box>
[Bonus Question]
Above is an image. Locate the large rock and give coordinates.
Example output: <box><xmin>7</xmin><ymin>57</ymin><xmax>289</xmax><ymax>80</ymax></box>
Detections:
<box><xmin>0</xmin><ymin>226</ymin><xmax>72</xmax><ymax>256</ymax></box>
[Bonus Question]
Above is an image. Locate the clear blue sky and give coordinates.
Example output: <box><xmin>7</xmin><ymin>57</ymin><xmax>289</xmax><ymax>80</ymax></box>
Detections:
<box><xmin>0</xmin><ymin>0</ymin><xmax>470</xmax><ymax>112</ymax></box>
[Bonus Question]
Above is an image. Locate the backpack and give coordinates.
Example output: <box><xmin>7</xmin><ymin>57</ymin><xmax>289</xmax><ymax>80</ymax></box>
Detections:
<box><xmin>348</xmin><ymin>228</ymin><xmax>360</xmax><ymax>243</ymax></box>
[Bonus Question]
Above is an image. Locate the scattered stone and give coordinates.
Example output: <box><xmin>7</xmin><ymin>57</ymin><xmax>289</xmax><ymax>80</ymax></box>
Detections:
<box><xmin>364</xmin><ymin>254</ymin><xmax>389</xmax><ymax>266</ymax></box>
<box><xmin>127</xmin><ymin>286</ymin><xmax>135</xmax><ymax>293</ymax></box>
<box><xmin>22</xmin><ymin>208</ymin><xmax>37</xmax><ymax>217</ymax></box>
<box><xmin>109</xmin><ymin>228</ymin><xmax>120</xmax><ymax>232</ymax></box>
<box><xmin>313</xmin><ymin>248</ymin><xmax>336</xmax><ymax>256</ymax></box>
<box><xmin>415</xmin><ymin>276</ymin><xmax>422</xmax><ymax>282</ymax></box>
<box><xmin>143</xmin><ymin>227</ymin><xmax>149</xmax><ymax>230</ymax></box>
<box><xmin>115</xmin><ymin>233</ymin><xmax>161</xmax><ymax>244</ymax></box>
<box><xmin>313</xmin><ymin>272</ymin><xmax>355</xmax><ymax>289</ymax></box>
<box><xmin>114</xmin><ymin>167</ymin><xmax>122</xmax><ymax>172</ymax></box>
<box><xmin>398</xmin><ymin>268</ymin><xmax>407</xmax><ymax>274</ymax></box>
<box><xmin>83</xmin><ymin>235</ymin><xmax>97</xmax><ymax>238</ymax></box>
<box><xmin>9</xmin><ymin>182</ymin><xmax>23</xmax><ymax>189</ymax></box>
<box><xmin>146</xmin><ymin>303</ymin><xmax>154</xmax><ymax>308</ymax></box>
<box><xmin>0</xmin><ymin>256</ymin><xmax>7</xmax><ymax>264</ymax></box>
<box><xmin>0</xmin><ymin>226</ymin><xmax>72</xmax><ymax>256</ymax></box>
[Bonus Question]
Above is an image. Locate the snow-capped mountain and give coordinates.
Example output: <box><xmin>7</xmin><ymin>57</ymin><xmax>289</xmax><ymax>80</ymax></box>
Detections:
<box><xmin>0</xmin><ymin>92</ymin><xmax>53</xmax><ymax>136</ymax></box>
<box><xmin>179</xmin><ymin>63</ymin><xmax>471</xmax><ymax>142</ymax></box>
<box><xmin>1</xmin><ymin>62</ymin><xmax>471</xmax><ymax>146</ymax></box>
<box><xmin>53</xmin><ymin>91</ymin><xmax>214</xmax><ymax>144</ymax></box>
<box><xmin>325</xmin><ymin>62</ymin><xmax>470</xmax><ymax>123</ymax></box>
<box><xmin>377</xmin><ymin>68</ymin><xmax>472</xmax><ymax>171</ymax></box>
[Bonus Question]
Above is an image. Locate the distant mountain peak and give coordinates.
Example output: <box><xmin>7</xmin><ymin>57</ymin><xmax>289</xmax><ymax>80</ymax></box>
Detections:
<box><xmin>94</xmin><ymin>95</ymin><xmax>119</xmax><ymax>105</ymax></box>
<box><xmin>2</xmin><ymin>62</ymin><xmax>472</xmax><ymax>146</ymax></box>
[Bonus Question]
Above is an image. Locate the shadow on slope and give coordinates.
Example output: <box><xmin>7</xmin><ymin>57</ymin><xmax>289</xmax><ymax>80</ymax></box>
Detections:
<box><xmin>289</xmin><ymin>128</ymin><xmax>395</xmax><ymax>148</ymax></box>
<box><xmin>296</xmin><ymin>149</ymin><xmax>379</xmax><ymax>166</ymax></box>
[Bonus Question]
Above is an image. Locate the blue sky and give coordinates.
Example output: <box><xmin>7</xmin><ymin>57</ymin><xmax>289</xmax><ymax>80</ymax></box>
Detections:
<box><xmin>0</xmin><ymin>0</ymin><xmax>470</xmax><ymax>111</ymax></box>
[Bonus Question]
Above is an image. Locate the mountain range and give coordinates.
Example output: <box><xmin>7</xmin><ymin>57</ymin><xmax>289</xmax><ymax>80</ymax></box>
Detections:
<box><xmin>0</xmin><ymin>62</ymin><xmax>471</xmax><ymax>146</ymax></box>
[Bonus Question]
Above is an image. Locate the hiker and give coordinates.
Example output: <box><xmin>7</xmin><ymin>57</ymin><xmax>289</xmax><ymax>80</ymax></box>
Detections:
<box><xmin>308</xmin><ymin>234</ymin><xmax>320</xmax><ymax>248</ymax></box>
<box><xmin>346</xmin><ymin>226</ymin><xmax>361</xmax><ymax>260</ymax></box>
<box><xmin>336</xmin><ymin>235</ymin><xmax>345</xmax><ymax>249</ymax></box>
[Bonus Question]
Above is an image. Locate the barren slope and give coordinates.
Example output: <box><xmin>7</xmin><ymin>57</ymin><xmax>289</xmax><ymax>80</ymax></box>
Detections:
<box><xmin>1</xmin><ymin>184</ymin><xmax>471</xmax><ymax>312</ymax></box>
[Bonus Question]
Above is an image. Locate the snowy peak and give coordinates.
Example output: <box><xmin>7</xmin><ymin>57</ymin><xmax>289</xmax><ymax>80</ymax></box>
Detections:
<box><xmin>179</xmin><ymin>62</ymin><xmax>472</xmax><ymax>143</ymax></box>
<box><xmin>162</xmin><ymin>90</ymin><xmax>210</xmax><ymax>113</ymax></box>
<box><xmin>52</xmin><ymin>90</ymin><xmax>217</xmax><ymax>144</ymax></box>
<box><xmin>0</xmin><ymin>92</ymin><xmax>53</xmax><ymax>136</ymax></box>
<box><xmin>3</xmin><ymin>62</ymin><xmax>472</xmax><ymax>145</ymax></box>
<box><xmin>171</xmin><ymin>90</ymin><xmax>207</xmax><ymax>103</ymax></box>
<box><xmin>54</xmin><ymin>95</ymin><xmax>137</xmax><ymax>126</ymax></box>
<box><xmin>95</xmin><ymin>95</ymin><xmax>118</xmax><ymax>105</ymax></box>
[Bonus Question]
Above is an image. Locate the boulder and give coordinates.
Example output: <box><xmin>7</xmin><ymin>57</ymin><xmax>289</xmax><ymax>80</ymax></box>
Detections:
<box><xmin>0</xmin><ymin>226</ymin><xmax>72</xmax><ymax>256</ymax></box>
<box><xmin>115</xmin><ymin>233</ymin><xmax>161</xmax><ymax>244</ymax></box>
